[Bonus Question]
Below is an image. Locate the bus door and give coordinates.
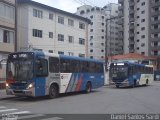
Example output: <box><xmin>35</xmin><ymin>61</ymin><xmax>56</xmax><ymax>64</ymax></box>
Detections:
<box><xmin>35</xmin><ymin>58</ymin><xmax>48</xmax><ymax>96</ymax></box>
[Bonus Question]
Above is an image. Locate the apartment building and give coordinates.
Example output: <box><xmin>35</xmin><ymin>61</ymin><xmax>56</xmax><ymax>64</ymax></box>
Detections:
<box><xmin>76</xmin><ymin>5</ymin><xmax>106</xmax><ymax>61</ymax></box>
<box><xmin>0</xmin><ymin>0</ymin><xmax>16</xmax><ymax>80</ymax></box>
<box><xmin>150</xmin><ymin>0</ymin><xmax>160</xmax><ymax>56</ymax></box>
<box><xmin>17</xmin><ymin>0</ymin><xmax>90</xmax><ymax>57</ymax></box>
<box><xmin>104</xmin><ymin>3</ymin><xmax>123</xmax><ymax>56</ymax></box>
<box><xmin>118</xmin><ymin>0</ymin><xmax>150</xmax><ymax>56</ymax></box>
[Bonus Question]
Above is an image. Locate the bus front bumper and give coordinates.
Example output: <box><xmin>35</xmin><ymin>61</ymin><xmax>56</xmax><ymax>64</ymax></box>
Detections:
<box><xmin>109</xmin><ymin>80</ymin><xmax>129</xmax><ymax>87</ymax></box>
<box><xmin>6</xmin><ymin>88</ymin><xmax>34</xmax><ymax>97</ymax></box>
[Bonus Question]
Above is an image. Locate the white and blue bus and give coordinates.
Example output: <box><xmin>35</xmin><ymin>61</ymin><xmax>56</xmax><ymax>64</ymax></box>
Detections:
<box><xmin>6</xmin><ymin>51</ymin><xmax>105</xmax><ymax>98</ymax></box>
<box><xmin>109</xmin><ymin>62</ymin><xmax>154</xmax><ymax>88</ymax></box>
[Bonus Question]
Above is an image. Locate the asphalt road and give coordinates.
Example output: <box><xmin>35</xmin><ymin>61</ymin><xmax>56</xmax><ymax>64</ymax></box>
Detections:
<box><xmin>0</xmin><ymin>81</ymin><xmax>160</xmax><ymax>119</ymax></box>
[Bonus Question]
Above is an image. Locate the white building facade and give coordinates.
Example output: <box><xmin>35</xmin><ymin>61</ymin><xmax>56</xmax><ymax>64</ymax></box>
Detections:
<box><xmin>17</xmin><ymin>0</ymin><xmax>90</xmax><ymax>57</ymax></box>
<box><xmin>0</xmin><ymin>0</ymin><xmax>16</xmax><ymax>81</ymax></box>
<box><xmin>118</xmin><ymin>0</ymin><xmax>150</xmax><ymax>56</ymax></box>
<box><xmin>76</xmin><ymin>5</ymin><xmax>107</xmax><ymax>61</ymax></box>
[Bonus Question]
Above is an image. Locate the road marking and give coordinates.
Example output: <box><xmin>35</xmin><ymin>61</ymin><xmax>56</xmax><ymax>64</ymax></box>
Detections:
<box><xmin>13</xmin><ymin>114</ymin><xmax>44</xmax><ymax>119</ymax></box>
<box><xmin>0</xmin><ymin>109</ymin><xmax>17</xmax><ymax>113</ymax></box>
<box><xmin>9</xmin><ymin>111</ymin><xmax>31</xmax><ymax>115</ymax></box>
<box><xmin>42</xmin><ymin>117</ymin><xmax>63</xmax><ymax>120</ymax></box>
<box><xmin>0</xmin><ymin>106</ymin><xmax>6</xmax><ymax>109</ymax></box>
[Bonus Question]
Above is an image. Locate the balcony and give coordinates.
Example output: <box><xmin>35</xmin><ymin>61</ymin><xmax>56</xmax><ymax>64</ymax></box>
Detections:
<box><xmin>129</xmin><ymin>9</ymin><xmax>134</xmax><ymax>14</ymax></box>
<box><xmin>117</xmin><ymin>18</ymin><xmax>123</xmax><ymax>25</ymax></box>
<box><xmin>118</xmin><ymin>5</ymin><xmax>123</xmax><ymax>10</ymax></box>
<box><xmin>118</xmin><ymin>0</ymin><xmax>123</xmax><ymax>4</ymax></box>
<box><xmin>151</xmin><ymin>1</ymin><xmax>160</xmax><ymax>7</ymax></box>
<box><xmin>129</xmin><ymin>24</ymin><xmax>134</xmax><ymax>30</ymax></box>
<box><xmin>129</xmin><ymin>33</ymin><xmax>134</xmax><ymax>38</ymax></box>
<box><xmin>119</xmin><ymin>25</ymin><xmax>123</xmax><ymax>31</ymax></box>
<box><xmin>151</xmin><ymin>19</ymin><xmax>160</xmax><ymax>25</ymax></box>
<box><xmin>150</xmin><ymin>28</ymin><xmax>160</xmax><ymax>33</ymax></box>
<box><xmin>119</xmin><ymin>11</ymin><xmax>123</xmax><ymax>17</ymax></box>
<box><xmin>151</xmin><ymin>11</ymin><xmax>160</xmax><ymax>17</ymax></box>
<box><xmin>129</xmin><ymin>0</ymin><xmax>135</xmax><ymax>6</ymax></box>
<box><xmin>129</xmin><ymin>17</ymin><xmax>134</xmax><ymax>22</ymax></box>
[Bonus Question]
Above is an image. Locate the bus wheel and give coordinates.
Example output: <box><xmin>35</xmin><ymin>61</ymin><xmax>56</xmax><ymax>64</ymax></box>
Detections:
<box><xmin>49</xmin><ymin>84</ymin><xmax>58</xmax><ymax>99</ymax></box>
<box><xmin>116</xmin><ymin>85</ymin><xmax>119</xmax><ymax>88</ymax></box>
<box><xmin>85</xmin><ymin>82</ymin><xmax>92</xmax><ymax>93</ymax></box>
<box><xmin>146</xmin><ymin>79</ymin><xmax>149</xmax><ymax>86</ymax></box>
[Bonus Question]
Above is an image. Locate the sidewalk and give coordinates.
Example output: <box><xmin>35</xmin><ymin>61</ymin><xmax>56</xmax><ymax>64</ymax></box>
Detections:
<box><xmin>0</xmin><ymin>89</ymin><xmax>14</xmax><ymax>100</ymax></box>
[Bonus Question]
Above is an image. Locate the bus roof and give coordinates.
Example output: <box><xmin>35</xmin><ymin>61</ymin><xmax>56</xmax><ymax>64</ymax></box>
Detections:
<box><xmin>110</xmin><ymin>61</ymin><xmax>151</xmax><ymax>67</ymax></box>
<box><xmin>11</xmin><ymin>51</ymin><xmax>104</xmax><ymax>64</ymax></box>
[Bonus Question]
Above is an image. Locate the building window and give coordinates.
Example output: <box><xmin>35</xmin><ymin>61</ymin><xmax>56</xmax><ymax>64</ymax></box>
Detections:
<box><xmin>141</xmin><ymin>35</ymin><xmax>145</xmax><ymax>38</ymax></box>
<box><xmin>137</xmin><ymin>32</ymin><xmax>140</xmax><ymax>34</ymax></box>
<box><xmin>141</xmin><ymin>19</ymin><xmax>145</xmax><ymax>22</ymax></box>
<box><xmin>141</xmin><ymin>27</ymin><xmax>145</xmax><ymax>30</ymax></box>
<box><xmin>0</xmin><ymin>29</ymin><xmax>14</xmax><ymax>43</ymax></box>
<box><xmin>79</xmin><ymin>22</ymin><xmax>85</xmax><ymax>29</ymax></box>
<box><xmin>49</xmin><ymin>32</ymin><xmax>53</xmax><ymax>38</ymax></box>
<box><xmin>90</xmin><ymin>49</ymin><xmax>93</xmax><ymax>52</ymax></box>
<box><xmin>137</xmin><ymin>24</ymin><xmax>139</xmax><ymax>26</ymax></box>
<box><xmin>137</xmin><ymin>16</ymin><xmax>140</xmax><ymax>18</ymax></box>
<box><xmin>68</xmin><ymin>36</ymin><xmax>74</xmax><ymax>43</ymax></box>
<box><xmin>141</xmin><ymin>52</ymin><xmax>145</xmax><ymax>55</ymax></box>
<box><xmin>32</xmin><ymin>29</ymin><xmax>42</xmax><ymax>38</ymax></box>
<box><xmin>0</xmin><ymin>3</ymin><xmax>15</xmax><ymax>20</ymax></box>
<box><xmin>137</xmin><ymin>0</ymin><xmax>140</xmax><ymax>2</ymax></box>
<box><xmin>101</xmin><ymin>36</ymin><xmax>104</xmax><ymax>39</ymax></box>
<box><xmin>141</xmin><ymin>43</ymin><xmax>145</xmax><ymax>47</ymax></box>
<box><xmin>101</xmin><ymin>43</ymin><xmax>104</xmax><ymax>46</ymax></box>
<box><xmin>90</xmin><ymin>29</ymin><xmax>93</xmax><ymax>32</ymax></box>
<box><xmin>102</xmin><ymin>29</ymin><xmax>104</xmax><ymax>32</ymax></box>
<box><xmin>79</xmin><ymin>38</ymin><xmax>85</xmax><ymax>45</ymax></box>
<box><xmin>102</xmin><ymin>23</ymin><xmax>104</xmax><ymax>26</ymax></box>
<box><xmin>90</xmin><ymin>43</ymin><xmax>93</xmax><ymax>46</ymax></box>
<box><xmin>141</xmin><ymin>2</ymin><xmax>145</xmax><ymax>6</ymax></box>
<box><xmin>58</xmin><ymin>34</ymin><xmax>64</xmax><ymax>41</ymax></box>
<box><xmin>137</xmin><ymin>8</ymin><xmax>140</xmax><ymax>11</ymax></box>
<box><xmin>90</xmin><ymin>15</ymin><xmax>93</xmax><ymax>19</ymax></box>
<box><xmin>137</xmin><ymin>47</ymin><xmax>139</xmax><ymax>50</ymax></box>
<box><xmin>79</xmin><ymin>54</ymin><xmax>85</xmax><ymax>57</ymax></box>
<box><xmin>33</xmin><ymin>9</ymin><xmax>43</xmax><ymax>18</ymax></box>
<box><xmin>68</xmin><ymin>52</ymin><xmax>74</xmax><ymax>56</ymax></box>
<box><xmin>137</xmin><ymin>39</ymin><xmax>140</xmax><ymax>42</ymax></box>
<box><xmin>49</xmin><ymin>13</ymin><xmax>53</xmax><ymax>20</ymax></box>
<box><xmin>48</xmin><ymin>50</ymin><xmax>53</xmax><ymax>53</ymax></box>
<box><xmin>58</xmin><ymin>51</ymin><xmax>64</xmax><ymax>55</ymax></box>
<box><xmin>68</xmin><ymin>19</ymin><xmax>74</xmax><ymax>26</ymax></box>
<box><xmin>141</xmin><ymin>11</ymin><xmax>145</xmax><ymax>14</ymax></box>
<box><xmin>102</xmin><ymin>16</ymin><xmax>104</xmax><ymax>19</ymax></box>
<box><xmin>90</xmin><ymin>56</ymin><xmax>93</xmax><ymax>59</ymax></box>
<box><xmin>58</xmin><ymin>16</ymin><xmax>64</xmax><ymax>24</ymax></box>
<box><xmin>101</xmin><ymin>50</ymin><xmax>104</xmax><ymax>52</ymax></box>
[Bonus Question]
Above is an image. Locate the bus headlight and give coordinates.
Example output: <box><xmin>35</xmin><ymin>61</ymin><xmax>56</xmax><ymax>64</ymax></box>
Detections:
<box><xmin>6</xmin><ymin>83</ymin><xmax>10</xmax><ymax>88</ymax></box>
<box><xmin>27</xmin><ymin>83</ymin><xmax>34</xmax><ymax>89</ymax></box>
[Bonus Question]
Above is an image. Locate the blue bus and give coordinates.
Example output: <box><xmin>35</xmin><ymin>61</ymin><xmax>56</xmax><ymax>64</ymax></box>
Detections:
<box><xmin>109</xmin><ymin>62</ymin><xmax>154</xmax><ymax>88</ymax></box>
<box><xmin>6</xmin><ymin>51</ymin><xmax>105</xmax><ymax>98</ymax></box>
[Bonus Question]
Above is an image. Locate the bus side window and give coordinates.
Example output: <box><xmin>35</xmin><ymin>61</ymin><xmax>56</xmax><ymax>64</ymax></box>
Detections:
<box><xmin>70</xmin><ymin>60</ymin><xmax>80</xmax><ymax>73</ymax></box>
<box><xmin>81</xmin><ymin>61</ymin><xmax>89</xmax><ymax>73</ymax></box>
<box><xmin>49</xmin><ymin>57</ymin><xmax>59</xmax><ymax>73</ymax></box>
<box><xmin>89</xmin><ymin>62</ymin><xmax>96</xmax><ymax>73</ymax></box>
<box><xmin>60</xmin><ymin>59</ymin><xmax>71</xmax><ymax>73</ymax></box>
<box><xmin>36</xmin><ymin>59</ymin><xmax>48</xmax><ymax>77</ymax></box>
<box><xmin>96</xmin><ymin>63</ymin><xmax>103</xmax><ymax>73</ymax></box>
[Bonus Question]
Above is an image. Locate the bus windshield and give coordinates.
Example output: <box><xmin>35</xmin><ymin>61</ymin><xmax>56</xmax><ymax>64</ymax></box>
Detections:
<box><xmin>6</xmin><ymin>53</ymin><xmax>34</xmax><ymax>82</ymax></box>
<box><xmin>110</xmin><ymin>65</ymin><xmax>128</xmax><ymax>78</ymax></box>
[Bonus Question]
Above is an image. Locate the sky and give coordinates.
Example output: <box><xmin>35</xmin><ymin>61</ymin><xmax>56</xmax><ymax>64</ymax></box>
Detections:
<box><xmin>33</xmin><ymin>0</ymin><xmax>118</xmax><ymax>13</ymax></box>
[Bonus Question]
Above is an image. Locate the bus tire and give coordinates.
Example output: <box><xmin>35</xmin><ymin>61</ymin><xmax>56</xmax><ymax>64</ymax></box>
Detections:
<box><xmin>49</xmin><ymin>84</ymin><xmax>59</xmax><ymax>99</ymax></box>
<box><xmin>145</xmin><ymin>79</ymin><xmax>149</xmax><ymax>86</ymax></box>
<box><xmin>85</xmin><ymin>82</ymin><xmax>92</xmax><ymax>93</ymax></box>
<box><xmin>116</xmin><ymin>85</ymin><xmax>119</xmax><ymax>88</ymax></box>
<box><xmin>132</xmin><ymin>80</ymin><xmax>136</xmax><ymax>88</ymax></box>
